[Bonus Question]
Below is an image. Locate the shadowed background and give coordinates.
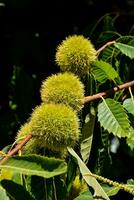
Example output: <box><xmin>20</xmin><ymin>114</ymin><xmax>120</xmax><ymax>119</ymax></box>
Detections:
<box><xmin>0</xmin><ymin>1</ymin><xmax>134</xmax><ymax>199</ymax></box>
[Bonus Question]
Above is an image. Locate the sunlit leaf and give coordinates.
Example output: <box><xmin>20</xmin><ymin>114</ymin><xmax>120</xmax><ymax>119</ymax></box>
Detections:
<box><xmin>101</xmin><ymin>184</ymin><xmax>120</xmax><ymax>197</ymax></box>
<box><xmin>0</xmin><ymin>169</ymin><xmax>13</xmax><ymax>181</ymax></box>
<box><xmin>98</xmin><ymin>98</ymin><xmax>130</xmax><ymax>137</ymax></box>
<box><xmin>0</xmin><ymin>186</ymin><xmax>10</xmax><ymax>200</ymax></box>
<box><xmin>0</xmin><ymin>154</ymin><xmax>67</xmax><ymax>178</ymax></box>
<box><xmin>91</xmin><ymin>60</ymin><xmax>118</xmax><ymax>83</ymax></box>
<box><xmin>101</xmin><ymin>36</ymin><xmax>134</xmax><ymax>62</ymax></box>
<box><xmin>74</xmin><ymin>191</ymin><xmax>93</xmax><ymax>200</ymax></box>
<box><xmin>127</xmin><ymin>179</ymin><xmax>134</xmax><ymax>188</ymax></box>
<box><xmin>123</xmin><ymin>98</ymin><xmax>134</xmax><ymax>115</ymax></box>
<box><xmin>114</xmin><ymin>42</ymin><xmax>134</xmax><ymax>59</ymax></box>
<box><xmin>126</xmin><ymin>127</ymin><xmax>134</xmax><ymax>150</ymax></box>
<box><xmin>67</xmin><ymin>147</ymin><xmax>110</xmax><ymax>200</ymax></box>
<box><xmin>81</xmin><ymin>109</ymin><xmax>96</xmax><ymax>164</ymax></box>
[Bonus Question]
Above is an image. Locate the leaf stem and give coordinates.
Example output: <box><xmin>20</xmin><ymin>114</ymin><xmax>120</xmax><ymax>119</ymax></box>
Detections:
<box><xmin>129</xmin><ymin>87</ymin><xmax>134</xmax><ymax>102</ymax></box>
<box><xmin>53</xmin><ymin>177</ymin><xmax>58</xmax><ymax>200</ymax></box>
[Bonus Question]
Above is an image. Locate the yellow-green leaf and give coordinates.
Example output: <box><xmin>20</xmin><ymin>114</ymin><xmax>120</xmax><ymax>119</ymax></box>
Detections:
<box><xmin>91</xmin><ymin>60</ymin><xmax>118</xmax><ymax>83</ymax></box>
<box><xmin>98</xmin><ymin>98</ymin><xmax>130</xmax><ymax>137</ymax></box>
<box><xmin>67</xmin><ymin>147</ymin><xmax>110</xmax><ymax>200</ymax></box>
<box><xmin>114</xmin><ymin>42</ymin><xmax>134</xmax><ymax>59</ymax></box>
<box><xmin>0</xmin><ymin>186</ymin><xmax>10</xmax><ymax>200</ymax></box>
<box><xmin>123</xmin><ymin>98</ymin><xmax>134</xmax><ymax>115</ymax></box>
<box><xmin>0</xmin><ymin>154</ymin><xmax>67</xmax><ymax>178</ymax></box>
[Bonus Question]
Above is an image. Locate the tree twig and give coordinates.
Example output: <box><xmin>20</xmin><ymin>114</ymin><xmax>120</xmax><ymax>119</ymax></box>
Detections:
<box><xmin>96</xmin><ymin>40</ymin><xmax>116</xmax><ymax>55</ymax></box>
<box><xmin>0</xmin><ymin>134</ymin><xmax>32</xmax><ymax>165</ymax></box>
<box><xmin>0</xmin><ymin>80</ymin><xmax>134</xmax><ymax>164</ymax></box>
<box><xmin>83</xmin><ymin>80</ymin><xmax>134</xmax><ymax>104</ymax></box>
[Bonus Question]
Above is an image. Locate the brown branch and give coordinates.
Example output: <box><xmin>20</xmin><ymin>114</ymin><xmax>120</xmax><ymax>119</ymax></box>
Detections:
<box><xmin>0</xmin><ymin>134</ymin><xmax>32</xmax><ymax>165</ymax></box>
<box><xmin>83</xmin><ymin>80</ymin><xmax>134</xmax><ymax>104</ymax></box>
<box><xmin>96</xmin><ymin>41</ymin><xmax>116</xmax><ymax>55</ymax></box>
<box><xmin>0</xmin><ymin>80</ymin><xmax>134</xmax><ymax>164</ymax></box>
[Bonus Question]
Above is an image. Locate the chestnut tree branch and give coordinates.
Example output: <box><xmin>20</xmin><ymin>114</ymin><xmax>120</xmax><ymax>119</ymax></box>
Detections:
<box><xmin>0</xmin><ymin>80</ymin><xmax>134</xmax><ymax>165</ymax></box>
<box><xmin>83</xmin><ymin>80</ymin><xmax>134</xmax><ymax>104</ymax></box>
<box><xmin>96</xmin><ymin>40</ymin><xmax>116</xmax><ymax>55</ymax></box>
<box><xmin>0</xmin><ymin>134</ymin><xmax>32</xmax><ymax>165</ymax></box>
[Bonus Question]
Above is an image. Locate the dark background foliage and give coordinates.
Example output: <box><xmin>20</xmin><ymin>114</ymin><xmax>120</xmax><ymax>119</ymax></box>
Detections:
<box><xmin>0</xmin><ymin>1</ymin><xmax>134</xmax><ymax>199</ymax></box>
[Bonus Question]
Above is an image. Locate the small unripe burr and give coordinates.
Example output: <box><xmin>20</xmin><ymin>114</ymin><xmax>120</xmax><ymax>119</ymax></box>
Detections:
<box><xmin>29</xmin><ymin>103</ymin><xmax>80</xmax><ymax>152</ymax></box>
<box><xmin>40</xmin><ymin>72</ymin><xmax>84</xmax><ymax>112</ymax></box>
<box><xmin>55</xmin><ymin>35</ymin><xmax>97</xmax><ymax>76</ymax></box>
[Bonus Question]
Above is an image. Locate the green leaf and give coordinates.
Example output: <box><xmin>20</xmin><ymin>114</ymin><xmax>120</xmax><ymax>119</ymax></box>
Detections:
<box><xmin>81</xmin><ymin>137</ymin><xmax>93</xmax><ymax>164</ymax></box>
<box><xmin>74</xmin><ymin>191</ymin><xmax>93</xmax><ymax>200</ymax></box>
<box><xmin>0</xmin><ymin>186</ymin><xmax>10</xmax><ymax>200</ymax></box>
<box><xmin>66</xmin><ymin>157</ymin><xmax>77</xmax><ymax>193</ymax></box>
<box><xmin>98</xmin><ymin>98</ymin><xmax>130</xmax><ymax>137</ymax></box>
<box><xmin>0</xmin><ymin>169</ymin><xmax>13</xmax><ymax>181</ymax></box>
<box><xmin>123</xmin><ymin>98</ymin><xmax>134</xmax><ymax>115</ymax></box>
<box><xmin>30</xmin><ymin>177</ymin><xmax>67</xmax><ymax>200</ymax></box>
<box><xmin>54</xmin><ymin>177</ymin><xmax>67</xmax><ymax>200</ymax></box>
<box><xmin>126</xmin><ymin>179</ymin><xmax>134</xmax><ymax>199</ymax></box>
<box><xmin>91</xmin><ymin>60</ymin><xmax>118</xmax><ymax>83</ymax></box>
<box><xmin>126</xmin><ymin>127</ymin><xmax>134</xmax><ymax>150</ymax></box>
<box><xmin>81</xmin><ymin>109</ymin><xmax>96</xmax><ymax>164</ymax></box>
<box><xmin>0</xmin><ymin>154</ymin><xmax>67</xmax><ymax>179</ymax></box>
<box><xmin>11</xmin><ymin>172</ymin><xmax>23</xmax><ymax>185</ymax></box>
<box><xmin>101</xmin><ymin>184</ymin><xmax>120</xmax><ymax>197</ymax></box>
<box><xmin>127</xmin><ymin>179</ymin><xmax>134</xmax><ymax>188</ymax></box>
<box><xmin>1</xmin><ymin>180</ymin><xmax>34</xmax><ymax>200</ymax></box>
<box><xmin>97</xmin><ymin>31</ymin><xmax>119</xmax><ymax>45</ymax></box>
<box><xmin>100</xmin><ymin>36</ymin><xmax>134</xmax><ymax>62</ymax></box>
<box><xmin>117</xmin><ymin>36</ymin><xmax>134</xmax><ymax>44</ymax></box>
<box><xmin>100</xmin><ymin>45</ymin><xmax>117</xmax><ymax>62</ymax></box>
<box><xmin>26</xmin><ymin>176</ymin><xmax>47</xmax><ymax>200</ymax></box>
<box><xmin>28</xmin><ymin>176</ymin><xmax>54</xmax><ymax>200</ymax></box>
<box><xmin>67</xmin><ymin>147</ymin><xmax>110</xmax><ymax>200</ymax></box>
<box><xmin>114</xmin><ymin>42</ymin><xmax>134</xmax><ymax>59</ymax></box>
